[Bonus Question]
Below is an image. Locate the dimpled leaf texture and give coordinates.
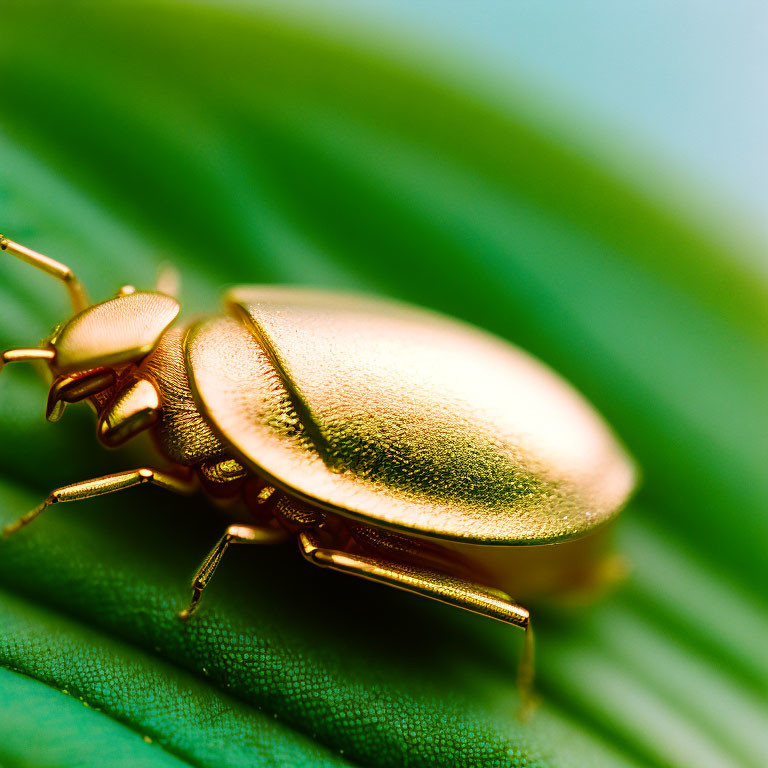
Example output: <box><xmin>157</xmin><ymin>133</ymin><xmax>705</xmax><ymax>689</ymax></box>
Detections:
<box><xmin>0</xmin><ymin>2</ymin><xmax>767</xmax><ymax>767</ymax></box>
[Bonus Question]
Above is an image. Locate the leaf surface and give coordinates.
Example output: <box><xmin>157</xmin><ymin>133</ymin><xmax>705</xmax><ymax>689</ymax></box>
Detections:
<box><xmin>0</xmin><ymin>2</ymin><xmax>766</xmax><ymax>767</ymax></box>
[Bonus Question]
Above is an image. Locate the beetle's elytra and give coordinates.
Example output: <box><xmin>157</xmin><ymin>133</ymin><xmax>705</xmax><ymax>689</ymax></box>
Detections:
<box><xmin>0</xmin><ymin>235</ymin><xmax>636</xmax><ymax>697</ymax></box>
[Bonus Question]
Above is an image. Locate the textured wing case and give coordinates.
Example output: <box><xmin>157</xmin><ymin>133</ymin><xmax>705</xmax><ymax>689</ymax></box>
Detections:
<box><xmin>185</xmin><ymin>287</ymin><xmax>635</xmax><ymax>544</ymax></box>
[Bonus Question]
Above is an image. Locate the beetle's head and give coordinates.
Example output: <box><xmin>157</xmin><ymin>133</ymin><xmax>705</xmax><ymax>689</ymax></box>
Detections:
<box><xmin>1</xmin><ymin>235</ymin><xmax>180</xmax><ymax>445</ymax></box>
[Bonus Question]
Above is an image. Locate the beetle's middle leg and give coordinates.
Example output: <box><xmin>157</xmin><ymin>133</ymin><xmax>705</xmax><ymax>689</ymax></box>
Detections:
<box><xmin>178</xmin><ymin>523</ymin><xmax>288</xmax><ymax>620</ymax></box>
<box><xmin>1</xmin><ymin>468</ymin><xmax>195</xmax><ymax>538</ymax></box>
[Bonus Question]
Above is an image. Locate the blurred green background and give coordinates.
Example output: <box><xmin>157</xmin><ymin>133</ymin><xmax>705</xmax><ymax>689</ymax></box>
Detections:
<box><xmin>0</xmin><ymin>2</ymin><xmax>766</xmax><ymax>767</ymax></box>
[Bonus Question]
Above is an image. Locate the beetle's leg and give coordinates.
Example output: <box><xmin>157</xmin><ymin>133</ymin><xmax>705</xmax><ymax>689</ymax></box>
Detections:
<box><xmin>1</xmin><ymin>235</ymin><xmax>89</xmax><ymax>312</ymax></box>
<box><xmin>178</xmin><ymin>524</ymin><xmax>288</xmax><ymax>620</ymax></box>
<box><xmin>297</xmin><ymin>529</ymin><xmax>535</xmax><ymax>713</ymax></box>
<box><xmin>298</xmin><ymin>529</ymin><xmax>529</xmax><ymax>626</ymax></box>
<box><xmin>0</xmin><ymin>348</ymin><xmax>56</xmax><ymax>379</ymax></box>
<box><xmin>1</xmin><ymin>468</ymin><xmax>195</xmax><ymax>538</ymax></box>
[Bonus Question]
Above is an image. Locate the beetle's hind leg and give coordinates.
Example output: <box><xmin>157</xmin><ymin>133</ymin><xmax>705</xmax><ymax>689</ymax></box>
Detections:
<box><xmin>297</xmin><ymin>528</ymin><xmax>536</xmax><ymax>714</ymax></box>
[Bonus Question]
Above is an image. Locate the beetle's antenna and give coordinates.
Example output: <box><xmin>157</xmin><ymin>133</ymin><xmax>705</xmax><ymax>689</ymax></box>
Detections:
<box><xmin>1</xmin><ymin>234</ymin><xmax>89</xmax><ymax>313</ymax></box>
<box><xmin>0</xmin><ymin>348</ymin><xmax>56</xmax><ymax>380</ymax></box>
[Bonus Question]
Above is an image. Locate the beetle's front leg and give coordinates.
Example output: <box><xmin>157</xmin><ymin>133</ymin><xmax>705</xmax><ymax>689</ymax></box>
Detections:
<box><xmin>1</xmin><ymin>468</ymin><xmax>195</xmax><ymax>538</ymax></box>
<box><xmin>178</xmin><ymin>524</ymin><xmax>288</xmax><ymax>621</ymax></box>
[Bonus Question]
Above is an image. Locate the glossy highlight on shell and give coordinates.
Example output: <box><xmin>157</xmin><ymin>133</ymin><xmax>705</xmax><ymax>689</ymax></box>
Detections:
<box><xmin>185</xmin><ymin>286</ymin><xmax>636</xmax><ymax>544</ymax></box>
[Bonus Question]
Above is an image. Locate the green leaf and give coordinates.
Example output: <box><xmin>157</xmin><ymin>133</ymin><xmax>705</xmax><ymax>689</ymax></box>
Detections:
<box><xmin>0</xmin><ymin>592</ymin><xmax>345</xmax><ymax>768</ymax></box>
<box><xmin>0</xmin><ymin>2</ymin><xmax>766</xmax><ymax>767</ymax></box>
<box><xmin>0</xmin><ymin>667</ymin><xmax>188</xmax><ymax>768</ymax></box>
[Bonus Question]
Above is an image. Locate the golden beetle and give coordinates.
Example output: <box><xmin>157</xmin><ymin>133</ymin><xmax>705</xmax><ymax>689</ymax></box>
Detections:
<box><xmin>0</xmin><ymin>235</ymin><xmax>635</xmax><ymax>691</ymax></box>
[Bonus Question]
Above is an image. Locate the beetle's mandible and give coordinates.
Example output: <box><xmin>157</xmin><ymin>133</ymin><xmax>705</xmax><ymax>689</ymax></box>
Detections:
<box><xmin>0</xmin><ymin>235</ymin><xmax>636</xmax><ymax>700</ymax></box>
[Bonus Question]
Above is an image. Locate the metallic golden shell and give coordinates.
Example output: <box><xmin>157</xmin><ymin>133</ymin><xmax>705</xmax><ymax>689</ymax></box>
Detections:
<box><xmin>186</xmin><ymin>287</ymin><xmax>635</xmax><ymax>544</ymax></box>
<box><xmin>53</xmin><ymin>292</ymin><xmax>179</xmax><ymax>373</ymax></box>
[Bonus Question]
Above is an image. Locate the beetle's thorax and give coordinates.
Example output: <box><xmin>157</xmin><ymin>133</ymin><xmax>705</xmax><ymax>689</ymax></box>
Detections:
<box><xmin>139</xmin><ymin>325</ymin><xmax>227</xmax><ymax>466</ymax></box>
<box><xmin>83</xmin><ymin>325</ymin><xmax>225</xmax><ymax>468</ymax></box>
